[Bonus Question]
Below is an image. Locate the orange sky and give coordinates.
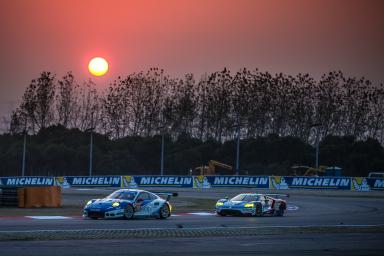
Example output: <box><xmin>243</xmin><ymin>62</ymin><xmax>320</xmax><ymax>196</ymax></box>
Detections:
<box><xmin>0</xmin><ymin>0</ymin><xmax>383</xmax><ymax>121</ymax></box>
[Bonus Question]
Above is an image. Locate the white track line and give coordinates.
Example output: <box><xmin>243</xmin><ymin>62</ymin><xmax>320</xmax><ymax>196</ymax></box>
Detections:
<box><xmin>188</xmin><ymin>212</ymin><xmax>216</xmax><ymax>216</ymax></box>
<box><xmin>22</xmin><ymin>207</ymin><xmax>298</xmax><ymax>220</ymax></box>
<box><xmin>287</xmin><ymin>205</ymin><xmax>299</xmax><ymax>211</ymax></box>
<box><xmin>26</xmin><ymin>216</ymin><xmax>72</xmax><ymax>220</ymax></box>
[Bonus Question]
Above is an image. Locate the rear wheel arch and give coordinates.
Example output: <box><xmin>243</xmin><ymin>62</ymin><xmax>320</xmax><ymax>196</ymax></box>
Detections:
<box><xmin>124</xmin><ymin>203</ymin><xmax>135</xmax><ymax>219</ymax></box>
<box><xmin>254</xmin><ymin>202</ymin><xmax>263</xmax><ymax>216</ymax></box>
<box><xmin>159</xmin><ymin>202</ymin><xmax>171</xmax><ymax>219</ymax></box>
<box><xmin>275</xmin><ymin>202</ymin><xmax>286</xmax><ymax>216</ymax></box>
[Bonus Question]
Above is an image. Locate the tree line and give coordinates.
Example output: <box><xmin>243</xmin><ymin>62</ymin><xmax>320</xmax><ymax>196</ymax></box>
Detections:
<box><xmin>0</xmin><ymin>125</ymin><xmax>383</xmax><ymax>177</ymax></box>
<box><xmin>9</xmin><ymin>68</ymin><xmax>384</xmax><ymax>145</ymax></box>
<box><xmin>1</xmin><ymin>68</ymin><xmax>383</xmax><ymax>176</ymax></box>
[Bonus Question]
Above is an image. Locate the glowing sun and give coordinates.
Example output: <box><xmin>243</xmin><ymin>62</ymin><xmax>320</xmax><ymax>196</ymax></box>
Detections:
<box><xmin>88</xmin><ymin>57</ymin><xmax>109</xmax><ymax>76</ymax></box>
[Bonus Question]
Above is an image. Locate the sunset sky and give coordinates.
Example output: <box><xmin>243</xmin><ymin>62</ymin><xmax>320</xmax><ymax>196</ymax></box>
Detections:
<box><xmin>0</xmin><ymin>0</ymin><xmax>383</xmax><ymax>123</ymax></box>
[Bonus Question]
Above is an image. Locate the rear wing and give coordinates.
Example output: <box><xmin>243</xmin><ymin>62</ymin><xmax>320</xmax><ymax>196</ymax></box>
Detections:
<box><xmin>154</xmin><ymin>192</ymin><xmax>178</xmax><ymax>201</ymax></box>
<box><xmin>265</xmin><ymin>193</ymin><xmax>290</xmax><ymax>199</ymax></box>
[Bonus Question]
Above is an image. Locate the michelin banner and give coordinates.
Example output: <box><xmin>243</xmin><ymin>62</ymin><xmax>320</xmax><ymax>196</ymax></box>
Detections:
<box><xmin>351</xmin><ymin>177</ymin><xmax>384</xmax><ymax>191</ymax></box>
<box><xmin>0</xmin><ymin>176</ymin><xmax>55</xmax><ymax>186</ymax></box>
<box><xmin>194</xmin><ymin>176</ymin><xmax>270</xmax><ymax>188</ymax></box>
<box><xmin>122</xmin><ymin>176</ymin><xmax>193</xmax><ymax>188</ymax></box>
<box><xmin>270</xmin><ymin>176</ymin><xmax>351</xmax><ymax>190</ymax></box>
<box><xmin>1</xmin><ymin>175</ymin><xmax>383</xmax><ymax>191</ymax></box>
<box><xmin>55</xmin><ymin>176</ymin><xmax>121</xmax><ymax>188</ymax></box>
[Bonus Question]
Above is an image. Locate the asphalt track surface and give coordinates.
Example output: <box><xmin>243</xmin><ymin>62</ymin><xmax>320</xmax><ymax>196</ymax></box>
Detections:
<box><xmin>1</xmin><ymin>188</ymin><xmax>384</xmax><ymax>255</ymax></box>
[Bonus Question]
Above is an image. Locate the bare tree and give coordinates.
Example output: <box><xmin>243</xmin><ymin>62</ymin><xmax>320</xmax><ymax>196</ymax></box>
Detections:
<box><xmin>195</xmin><ymin>74</ymin><xmax>210</xmax><ymax>141</ymax></box>
<box><xmin>76</xmin><ymin>79</ymin><xmax>100</xmax><ymax>130</ymax></box>
<box><xmin>6</xmin><ymin>68</ymin><xmax>384</xmax><ymax>146</ymax></box>
<box><xmin>56</xmin><ymin>72</ymin><xmax>80</xmax><ymax>128</ymax></box>
<box><xmin>312</xmin><ymin>71</ymin><xmax>344</xmax><ymax>140</ymax></box>
<box><xmin>18</xmin><ymin>71</ymin><xmax>56</xmax><ymax>132</ymax></box>
<box><xmin>163</xmin><ymin>74</ymin><xmax>197</xmax><ymax>137</ymax></box>
<box><xmin>205</xmin><ymin>69</ymin><xmax>232</xmax><ymax>141</ymax></box>
<box><xmin>287</xmin><ymin>73</ymin><xmax>315</xmax><ymax>142</ymax></box>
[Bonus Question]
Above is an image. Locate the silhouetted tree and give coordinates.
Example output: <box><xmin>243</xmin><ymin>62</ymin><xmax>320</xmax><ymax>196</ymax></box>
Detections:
<box><xmin>56</xmin><ymin>72</ymin><xmax>80</xmax><ymax>128</ymax></box>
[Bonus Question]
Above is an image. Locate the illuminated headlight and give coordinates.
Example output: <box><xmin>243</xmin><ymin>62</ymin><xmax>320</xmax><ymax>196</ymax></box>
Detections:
<box><xmin>112</xmin><ymin>202</ymin><xmax>120</xmax><ymax>207</ymax></box>
<box><xmin>86</xmin><ymin>200</ymin><xmax>92</xmax><ymax>206</ymax></box>
<box><xmin>244</xmin><ymin>203</ymin><xmax>254</xmax><ymax>208</ymax></box>
<box><xmin>216</xmin><ymin>202</ymin><xmax>224</xmax><ymax>206</ymax></box>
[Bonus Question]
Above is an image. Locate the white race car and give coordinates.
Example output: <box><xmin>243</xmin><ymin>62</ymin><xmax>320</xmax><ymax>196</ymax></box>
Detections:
<box><xmin>83</xmin><ymin>189</ymin><xmax>176</xmax><ymax>219</ymax></box>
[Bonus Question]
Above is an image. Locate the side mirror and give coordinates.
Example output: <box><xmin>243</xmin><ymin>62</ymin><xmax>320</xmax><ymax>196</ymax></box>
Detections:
<box><xmin>224</xmin><ymin>196</ymin><xmax>229</xmax><ymax>200</ymax></box>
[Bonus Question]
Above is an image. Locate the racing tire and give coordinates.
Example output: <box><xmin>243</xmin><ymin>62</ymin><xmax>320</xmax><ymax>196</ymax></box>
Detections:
<box><xmin>159</xmin><ymin>204</ymin><xmax>171</xmax><ymax>219</ymax></box>
<box><xmin>217</xmin><ymin>211</ymin><xmax>226</xmax><ymax>217</ymax></box>
<box><xmin>275</xmin><ymin>204</ymin><xmax>285</xmax><ymax>217</ymax></box>
<box><xmin>124</xmin><ymin>205</ymin><xmax>134</xmax><ymax>219</ymax></box>
<box><xmin>254</xmin><ymin>202</ymin><xmax>263</xmax><ymax>217</ymax></box>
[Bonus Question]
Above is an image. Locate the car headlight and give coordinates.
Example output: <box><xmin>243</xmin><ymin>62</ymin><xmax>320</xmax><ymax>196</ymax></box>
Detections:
<box><xmin>86</xmin><ymin>200</ymin><xmax>92</xmax><ymax>206</ymax></box>
<box><xmin>244</xmin><ymin>203</ymin><xmax>254</xmax><ymax>208</ymax></box>
<box><xmin>112</xmin><ymin>202</ymin><xmax>120</xmax><ymax>207</ymax></box>
<box><xmin>216</xmin><ymin>202</ymin><xmax>224</xmax><ymax>206</ymax></box>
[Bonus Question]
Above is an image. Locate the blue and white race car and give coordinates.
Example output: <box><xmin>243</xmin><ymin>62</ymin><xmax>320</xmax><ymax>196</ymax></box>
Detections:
<box><xmin>83</xmin><ymin>189</ymin><xmax>176</xmax><ymax>219</ymax></box>
<box><xmin>215</xmin><ymin>193</ymin><xmax>287</xmax><ymax>217</ymax></box>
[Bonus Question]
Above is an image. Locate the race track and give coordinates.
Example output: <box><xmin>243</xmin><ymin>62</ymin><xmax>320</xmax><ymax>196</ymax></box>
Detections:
<box><xmin>1</xmin><ymin>189</ymin><xmax>383</xmax><ymax>230</ymax></box>
<box><xmin>1</xmin><ymin>189</ymin><xmax>384</xmax><ymax>255</ymax></box>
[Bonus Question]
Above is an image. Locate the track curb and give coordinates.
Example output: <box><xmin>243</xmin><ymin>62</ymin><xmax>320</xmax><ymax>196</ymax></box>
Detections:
<box><xmin>1</xmin><ymin>225</ymin><xmax>384</xmax><ymax>241</ymax></box>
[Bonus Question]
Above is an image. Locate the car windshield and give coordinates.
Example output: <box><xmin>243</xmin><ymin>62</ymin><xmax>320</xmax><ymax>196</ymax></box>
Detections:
<box><xmin>107</xmin><ymin>191</ymin><xmax>137</xmax><ymax>200</ymax></box>
<box><xmin>231</xmin><ymin>194</ymin><xmax>260</xmax><ymax>202</ymax></box>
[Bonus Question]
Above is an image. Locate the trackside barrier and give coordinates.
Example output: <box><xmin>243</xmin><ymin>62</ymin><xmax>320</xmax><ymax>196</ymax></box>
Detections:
<box><xmin>0</xmin><ymin>176</ymin><xmax>55</xmax><ymax>186</ymax></box>
<box><xmin>270</xmin><ymin>176</ymin><xmax>384</xmax><ymax>191</ymax></box>
<box><xmin>270</xmin><ymin>176</ymin><xmax>351</xmax><ymax>190</ymax></box>
<box><xmin>0</xmin><ymin>187</ymin><xmax>19</xmax><ymax>206</ymax></box>
<box><xmin>17</xmin><ymin>186</ymin><xmax>62</xmax><ymax>208</ymax></box>
<box><xmin>0</xmin><ymin>186</ymin><xmax>61</xmax><ymax>208</ymax></box>
<box><xmin>351</xmin><ymin>177</ymin><xmax>384</xmax><ymax>192</ymax></box>
<box><xmin>122</xmin><ymin>176</ymin><xmax>193</xmax><ymax>188</ymax></box>
<box><xmin>192</xmin><ymin>176</ymin><xmax>269</xmax><ymax>188</ymax></box>
<box><xmin>55</xmin><ymin>176</ymin><xmax>121</xmax><ymax>188</ymax></box>
<box><xmin>0</xmin><ymin>176</ymin><xmax>383</xmax><ymax>191</ymax></box>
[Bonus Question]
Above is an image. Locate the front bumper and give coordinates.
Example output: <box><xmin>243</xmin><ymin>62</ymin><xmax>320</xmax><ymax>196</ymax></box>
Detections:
<box><xmin>83</xmin><ymin>208</ymin><xmax>125</xmax><ymax>219</ymax></box>
<box><xmin>216</xmin><ymin>207</ymin><xmax>255</xmax><ymax>216</ymax></box>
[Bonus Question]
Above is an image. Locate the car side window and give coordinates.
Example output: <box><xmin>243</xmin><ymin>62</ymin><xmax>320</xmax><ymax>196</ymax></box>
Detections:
<box><xmin>122</xmin><ymin>192</ymin><xmax>136</xmax><ymax>200</ymax></box>
<box><xmin>137</xmin><ymin>192</ymin><xmax>150</xmax><ymax>201</ymax></box>
<box><xmin>148</xmin><ymin>193</ymin><xmax>158</xmax><ymax>200</ymax></box>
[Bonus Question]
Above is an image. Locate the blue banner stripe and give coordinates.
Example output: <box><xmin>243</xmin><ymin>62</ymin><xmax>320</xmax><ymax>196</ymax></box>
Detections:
<box><xmin>0</xmin><ymin>176</ymin><xmax>383</xmax><ymax>191</ymax></box>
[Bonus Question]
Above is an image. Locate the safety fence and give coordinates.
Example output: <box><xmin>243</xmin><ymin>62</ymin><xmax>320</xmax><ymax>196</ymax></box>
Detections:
<box><xmin>0</xmin><ymin>175</ymin><xmax>383</xmax><ymax>192</ymax></box>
